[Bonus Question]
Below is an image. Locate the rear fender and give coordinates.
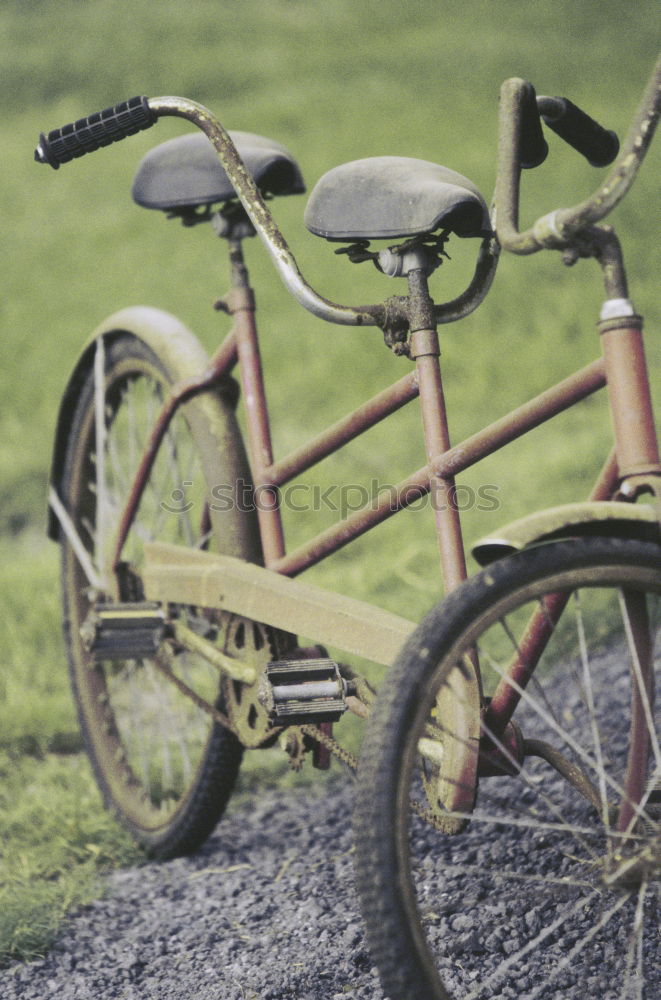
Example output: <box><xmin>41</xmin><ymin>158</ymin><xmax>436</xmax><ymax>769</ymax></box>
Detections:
<box><xmin>472</xmin><ymin>501</ymin><xmax>660</xmax><ymax>566</ymax></box>
<box><xmin>47</xmin><ymin>307</ymin><xmax>254</xmax><ymax>559</ymax></box>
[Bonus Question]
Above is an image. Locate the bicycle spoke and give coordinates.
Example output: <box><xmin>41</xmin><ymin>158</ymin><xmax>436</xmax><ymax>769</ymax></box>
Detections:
<box><xmin>120</xmin><ymin>661</ymin><xmax>151</xmax><ymax>793</ymax></box>
<box><xmin>620</xmin><ymin>880</ymin><xmax>647</xmax><ymax>1000</ymax></box>
<box><xmin>574</xmin><ymin>590</ymin><xmax>613</xmax><ymax>842</ymax></box>
<box><xmin>462</xmin><ymin>891</ymin><xmax>600</xmax><ymax>1000</ymax></box>
<box><xmin>519</xmin><ymin>892</ymin><xmax>631</xmax><ymax>1000</ymax></box>
<box><xmin>147</xmin><ymin>662</ymin><xmax>174</xmax><ymax>797</ymax></box>
<box><xmin>479</xmin><ymin>642</ymin><xmax>654</xmax><ymax>829</ymax></box>
<box><xmin>423</xmin><ymin>858</ymin><xmax>597</xmax><ymax>892</ymax></box>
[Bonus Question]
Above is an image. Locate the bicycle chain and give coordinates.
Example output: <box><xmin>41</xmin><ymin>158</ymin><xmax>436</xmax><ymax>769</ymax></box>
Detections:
<box><xmin>298</xmin><ymin>726</ymin><xmax>466</xmax><ymax>834</ymax></box>
<box><xmin>154</xmin><ymin>641</ymin><xmax>365</xmax><ymax>773</ymax></box>
<box><xmin>300</xmin><ymin>723</ymin><xmax>359</xmax><ymax>772</ymax></box>
<box><xmin>154</xmin><ymin>653</ymin><xmax>471</xmax><ymax>832</ymax></box>
<box><xmin>410</xmin><ymin>797</ymin><xmax>468</xmax><ymax>834</ymax></box>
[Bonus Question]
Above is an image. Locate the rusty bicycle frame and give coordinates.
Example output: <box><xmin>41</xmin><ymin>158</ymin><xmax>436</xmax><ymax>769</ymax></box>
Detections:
<box><xmin>51</xmin><ymin>56</ymin><xmax>661</xmax><ymax>825</ymax></box>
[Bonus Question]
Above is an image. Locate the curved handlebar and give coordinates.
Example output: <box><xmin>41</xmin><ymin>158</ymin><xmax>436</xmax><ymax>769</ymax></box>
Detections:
<box><xmin>149</xmin><ymin>97</ymin><xmax>387</xmax><ymax>328</ymax></box>
<box><xmin>34</xmin><ymin>94</ymin><xmax>498</xmax><ymax>330</ymax></box>
<box><xmin>496</xmin><ymin>52</ymin><xmax>661</xmax><ymax>255</ymax></box>
<box><xmin>34</xmin><ymin>56</ymin><xmax>657</xmax><ymax>325</ymax></box>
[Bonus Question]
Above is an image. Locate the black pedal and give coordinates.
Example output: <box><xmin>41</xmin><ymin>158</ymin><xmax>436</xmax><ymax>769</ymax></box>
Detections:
<box><xmin>260</xmin><ymin>658</ymin><xmax>348</xmax><ymax>725</ymax></box>
<box><xmin>80</xmin><ymin>602</ymin><xmax>167</xmax><ymax>662</ymax></box>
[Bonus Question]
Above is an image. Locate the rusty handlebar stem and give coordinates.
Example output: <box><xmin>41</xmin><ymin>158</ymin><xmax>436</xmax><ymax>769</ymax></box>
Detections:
<box><xmin>495</xmin><ymin>52</ymin><xmax>661</xmax><ymax>255</ymax></box>
<box><xmin>148</xmin><ymin>96</ymin><xmax>498</xmax><ymax>329</ymax></box>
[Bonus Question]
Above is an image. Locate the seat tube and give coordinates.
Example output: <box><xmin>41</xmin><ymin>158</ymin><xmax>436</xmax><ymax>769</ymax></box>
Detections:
<box><xmin>227</xmin><ymin>242</ymin><xmax>285</xmax><ymax>565</ymax></box>
<box><xmin>599</xmin><ymin>308</ymin><xmax>661</xmax><ymax>484</ymax></box>
<box><xmin>409</xmin><ymin>311</ymin><xmax>468</xmax><ymax>593</ymax></box>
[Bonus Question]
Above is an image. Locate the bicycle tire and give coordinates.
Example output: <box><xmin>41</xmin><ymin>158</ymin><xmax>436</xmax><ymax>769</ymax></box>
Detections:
<box><xmin>60</xmin><ymin>330</ymin><xmax>267</xmax><ymax>858</ymax></box>
<box><xmin>354</xmin><ymin>537</ymin><xmax>661</xmax><ymax>1000</ymax></box>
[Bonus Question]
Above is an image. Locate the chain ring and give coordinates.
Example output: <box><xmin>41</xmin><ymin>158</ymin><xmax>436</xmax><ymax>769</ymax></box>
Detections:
<box><xmin>219</xmin><ymin>612</ymin><xmax>293</xmax><ymax>748</ymax></box>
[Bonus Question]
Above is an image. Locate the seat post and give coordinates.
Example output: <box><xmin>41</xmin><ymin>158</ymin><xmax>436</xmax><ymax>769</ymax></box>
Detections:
<box><xmin>407</xmin><ymin>268</ymin><xmax>468</xmax><ymax>593</ymax></box>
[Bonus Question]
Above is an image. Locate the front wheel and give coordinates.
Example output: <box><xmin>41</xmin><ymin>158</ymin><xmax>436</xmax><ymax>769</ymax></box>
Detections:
<box><xmin>354</xmin><ymin>537</ymin><xmax>660</xmax><ymax>1000</ymax></box>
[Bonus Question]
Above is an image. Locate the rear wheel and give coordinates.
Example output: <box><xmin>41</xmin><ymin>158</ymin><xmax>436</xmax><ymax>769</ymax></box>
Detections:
<box><xmin>60</xmin><ymin>331</ymin><xmax>273</xmax><ymax>858</ymax></box>
<box><xmin>354</xmin><ymin>537</ymin><xmax>661</xmax><ymax>1000</ymax></box>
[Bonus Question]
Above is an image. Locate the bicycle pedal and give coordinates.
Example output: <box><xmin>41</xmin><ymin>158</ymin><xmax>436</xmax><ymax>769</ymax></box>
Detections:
<box><xmin>80</xmin><ymin>602</ymin><xmax>167</xmax><ymax>661</ymax></box>
<box><xmin>259</xmin><ymin>657</ymin><xmax>348</xmax><ymax>725</ymax></box>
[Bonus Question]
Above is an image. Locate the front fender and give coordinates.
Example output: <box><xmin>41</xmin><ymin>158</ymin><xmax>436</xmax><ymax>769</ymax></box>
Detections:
<box><xmin>472</xmin><ymin>501</ymin><xmax>660</xmax><ymax>566</ymax></box>
<box><xmin>48</xmin><ymin>306</ymin><xmax>240</xmax><ymax>541</ymax></box>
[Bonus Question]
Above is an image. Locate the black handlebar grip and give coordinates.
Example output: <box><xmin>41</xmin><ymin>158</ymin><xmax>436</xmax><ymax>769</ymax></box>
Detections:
<box><xmin>519</xmin><ymin>82</ymin><xmax>549</xmax><ymax>170</ymax></box>
<box><xmin>34</xmin><ymin>96</ymin><xmax>157</xmax><ymax>169</ymax></box>
<box><xmin>542</xmin><ymin>97</ymin><xmax>619</xmax><ymax>167</ymax></box>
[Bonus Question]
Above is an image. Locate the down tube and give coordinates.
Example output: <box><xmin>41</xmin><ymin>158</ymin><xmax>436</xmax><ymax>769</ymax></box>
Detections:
<box><xmin>273</xmin><ymin>359</ymin><xmax>607</xmax><ymax>578</ymax></box>
<box><xmin>483</xmin><ymin>449</ymin><xmax>620</xmax><ymax>738</ymax></box>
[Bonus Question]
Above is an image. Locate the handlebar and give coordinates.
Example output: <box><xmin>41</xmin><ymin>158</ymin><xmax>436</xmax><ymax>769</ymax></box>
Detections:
<box><xmin>34</xmin><ymin>54</ymin><xmax>659</xmax><ymax>328</ymax></box>
<box><xmin>35</xmin><ymin>97</ymin><xmax>157</xmax><ymax>169</ymax></box>
<box><xmin>537</xmin><ymin>96</ymin><xmax>620</xmax><ymax>168</ymax></box>
<box><xmin>496</xmin><ymin>52</ymin><xmax>661</xmax><ymax>255</ymax></box>
<box><xmin>34</xmin><ymin>93</ymin><xmax>498</xmax><ymax>330</ymax></box>
<box><xmin>516</xmin><ymin>85</ymin><xmax>620</xmax><ymax>171</ymax></box>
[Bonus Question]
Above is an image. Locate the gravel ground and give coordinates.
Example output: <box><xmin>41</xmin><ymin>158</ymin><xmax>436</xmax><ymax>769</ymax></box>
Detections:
<box><xmin>1</xmin><ymin>776</ymin><xmax>384</xmax><ymax>1000</ymax></box>
<box><xmin>2</xmin><ymin>649</ymin><xmax>659</xmax><ymax>1000</ymax></box>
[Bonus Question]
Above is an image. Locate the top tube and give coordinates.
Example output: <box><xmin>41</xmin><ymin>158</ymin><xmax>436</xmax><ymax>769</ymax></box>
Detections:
<box><xmin>495</xmin><ymin>53</ymin><xmax>661</xmax><ymax>255</ymax></box>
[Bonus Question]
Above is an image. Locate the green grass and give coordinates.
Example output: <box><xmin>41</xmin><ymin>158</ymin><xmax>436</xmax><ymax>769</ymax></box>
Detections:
<box><xmin>0</xmin><ymin>538</ymin><xmax>144</xmax><ymax>965</ymax></box>
<box><xmin>0</xmin><ymin>539</ymin><xmax>77</xmax><ymax>758</ymax></box>
<box><xmin>1</xmin><ymin>0</ymin><xmax>659</xmax><ymax>967</ymax></box>
<box><xmin>0</xmin><ymin>752</ymin><xmax>144</xmax><ymax>964</ymax></box>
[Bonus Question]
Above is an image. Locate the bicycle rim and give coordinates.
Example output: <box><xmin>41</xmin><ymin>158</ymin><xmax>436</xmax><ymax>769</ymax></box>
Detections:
<box><xmin>61</xmin><ymin>334</ymin><xmax>247</xmax><ymax>855</ymax></box>
<box><xmin>355</xmin><ymin>538</ymin><xmax>661</xmax><ymax>1000</ymax></box>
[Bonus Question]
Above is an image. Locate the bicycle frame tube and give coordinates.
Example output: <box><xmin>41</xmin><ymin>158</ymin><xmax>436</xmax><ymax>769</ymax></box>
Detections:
<box><xmin>112</xmin><ymin>294</ymin><xmax>608</xmax><ymax>588</ymax></box>
<box><xmin>599</xmin><ymin>316</ymin><xmax>661</xmax><ymax>480</ymax></box>
<box><xmin>409</xmin><ymin>326</ymin><xmax>467</xmax><ymax>593</ymax></box>
<box><xmin>231</xmin><ymin>290</ymin><xmax>285</xmax><ymax>564</ymax></box>
<box><xmin>270</xmin><ymin>358</ymin><xmax>607</xmax><ymax>578</ymax></box>
<box><xmin>110</xmin><ymin>64</ymin><xmax>660</xmax><ymax>666</ymax></box>
<box><xmin>264</xmin><ymin>371</ymin><xmax>420</xmax><ymax>488</ymax></box>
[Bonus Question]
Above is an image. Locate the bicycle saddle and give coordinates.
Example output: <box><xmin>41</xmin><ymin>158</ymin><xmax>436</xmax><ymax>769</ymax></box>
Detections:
<box><xmin>132</xmin><ymin>132</ymin><xmax>305</xmax><ymax>211</ymax></box>
<box><xmin>304</xmin><ymin>157</ymin><xmax>490</xmax><ymax>240</ymax></box>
